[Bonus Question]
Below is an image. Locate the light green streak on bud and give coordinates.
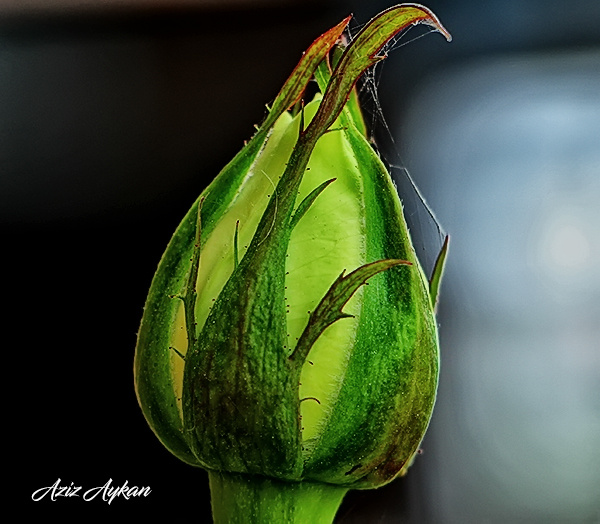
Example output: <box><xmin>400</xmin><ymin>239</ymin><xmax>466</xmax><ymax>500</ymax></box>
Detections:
<box><xmin>285</xmin><ymin>98</ymin><xmax>366</xmax><ymax>449</ymax></box>
<box><xmin>192</xmin><ymin>113</ymin><xmax>296</xmax><ymax>332</ymax></box>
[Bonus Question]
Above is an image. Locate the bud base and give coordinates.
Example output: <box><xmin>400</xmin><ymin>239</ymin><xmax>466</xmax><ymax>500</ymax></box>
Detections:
<box><xmin>208</xmin><ymin>470</ymin><xmax>349</xmax><ymax>524</ymax></box>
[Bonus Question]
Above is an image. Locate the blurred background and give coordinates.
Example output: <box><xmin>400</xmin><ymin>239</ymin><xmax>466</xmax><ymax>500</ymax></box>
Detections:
<box><xmin>6</xmin><ymin>0</ymin><xmax>598</xmax><ymax>522</ymax></box>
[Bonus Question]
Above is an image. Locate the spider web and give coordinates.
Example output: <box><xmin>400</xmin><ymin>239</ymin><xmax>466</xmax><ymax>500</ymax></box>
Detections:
<box><xmin>345</xmin><ymin>20</ymin><xmax>447</xmax><ymax>278</ymax></box>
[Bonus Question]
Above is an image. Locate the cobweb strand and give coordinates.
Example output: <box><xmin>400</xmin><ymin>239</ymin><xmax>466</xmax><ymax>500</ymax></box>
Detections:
<box><xmin>345</xmin><ymin>21</ymin><xmax>447</xmax><ymax>276</ymax></box>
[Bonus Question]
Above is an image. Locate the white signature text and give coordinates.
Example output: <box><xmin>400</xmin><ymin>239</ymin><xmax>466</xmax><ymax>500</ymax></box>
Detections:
<box><xmin>32</xmin><ymin>478</ymin><xmax>151</xmax><ymax>504</ymax></box>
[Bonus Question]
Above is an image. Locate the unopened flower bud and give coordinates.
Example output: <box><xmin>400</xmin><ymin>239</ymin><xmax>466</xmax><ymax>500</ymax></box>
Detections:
<box><xmin>135</xmin><ymin>4</ymin><xmax>450</xmax><ymax>522</ymax></box>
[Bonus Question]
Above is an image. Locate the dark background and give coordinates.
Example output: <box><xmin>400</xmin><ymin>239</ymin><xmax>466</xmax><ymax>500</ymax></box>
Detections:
<box><xmin>5</xmin><ymin>0</ymin><xmax>599</xmax><ymax>521</ymax></box>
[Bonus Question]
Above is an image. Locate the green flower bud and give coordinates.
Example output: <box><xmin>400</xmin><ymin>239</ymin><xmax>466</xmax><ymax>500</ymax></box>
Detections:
<box><xmin>134</xmin><ymin>4</ymin><xmax>450</xmax><ymax>521</ymax></box>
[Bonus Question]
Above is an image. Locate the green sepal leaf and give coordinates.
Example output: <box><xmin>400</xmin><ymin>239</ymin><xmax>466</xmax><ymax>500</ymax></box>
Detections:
<box><xmin>429</xmin><ymin>234</ymin><xmax>449</xmax><ymax>310</ymax></box>
<box><xmin>290</xmin><ymin>177</ymin><xmax>337</xmax><ymax>230</ymax></box>
<box><xmin>314</xmin><ymin>50</ymin><xmax>368</xmax><ymax>138</ymax></box>
<box><xmin>263</xmin><ymin>15</ymin><xmax>351</xmax><ymax>132</ymax></box>
<box><xmin>182</xmin><ymin>197</ymin><xmax>203</xmax><ymax>350</ymax></box>
<box><xmin>289</xmin><ymin>259</ymin><xmax>412</xmax><ymax>367</ymax></box>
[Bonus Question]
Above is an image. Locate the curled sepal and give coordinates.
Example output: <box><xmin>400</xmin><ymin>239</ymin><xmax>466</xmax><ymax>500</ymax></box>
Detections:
<box><xmin>306</xmin><ymin>3</ymin><xmax>451</xmax><ymax>140</ymax></box>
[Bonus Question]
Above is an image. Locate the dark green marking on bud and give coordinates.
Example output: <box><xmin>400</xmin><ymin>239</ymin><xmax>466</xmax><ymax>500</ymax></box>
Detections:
<box><xmin>301</xmin><ymin>397</ymin><xmax>321</xmax><ymax>405</ymax></box>
<box><xmin>170</xmin><ymin>346</ymin><xmax>186</xmax><ymax>361</ymax></box>
<box><xmin>233</xmin><ymin>220</ymin><xmax>240</xmax><ymax>270</ymax></box>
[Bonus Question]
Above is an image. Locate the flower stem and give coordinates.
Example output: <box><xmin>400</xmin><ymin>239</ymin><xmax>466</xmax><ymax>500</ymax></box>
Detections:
<box><xmin>208</xmin><ymin>470</ymin><xmax>349</xmax><ymax>523</ymax></box>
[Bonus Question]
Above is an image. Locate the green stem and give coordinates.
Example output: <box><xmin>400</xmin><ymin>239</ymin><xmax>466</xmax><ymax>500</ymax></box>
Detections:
<box><xmin>208</xmin><ymin>470</ymin><xmax>349</xmax><ymax>524</ymax></box>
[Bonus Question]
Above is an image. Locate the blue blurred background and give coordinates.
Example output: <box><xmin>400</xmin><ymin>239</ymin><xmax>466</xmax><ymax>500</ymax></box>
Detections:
<box><xmin>6</xmin><ymin>1</ymin><xmax>598</xmax><ymax>521</ymax></box>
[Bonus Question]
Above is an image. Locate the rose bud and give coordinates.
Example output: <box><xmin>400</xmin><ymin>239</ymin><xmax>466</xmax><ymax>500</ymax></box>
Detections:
<box><xmin>134</xmin><ymin>4</ymin><xmax>451</xmax><ymax>522</ymax></box>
